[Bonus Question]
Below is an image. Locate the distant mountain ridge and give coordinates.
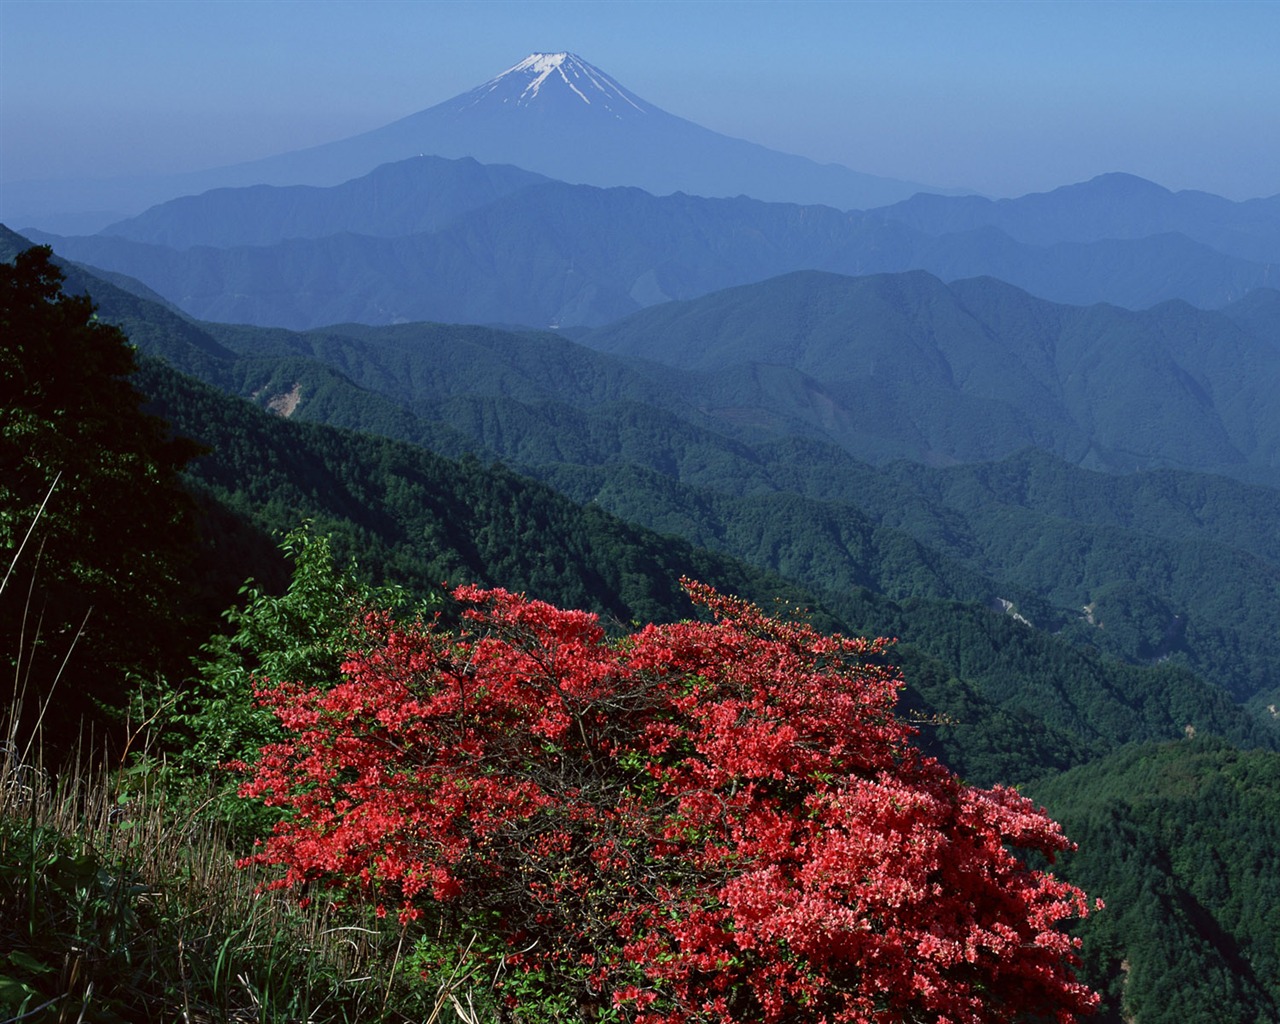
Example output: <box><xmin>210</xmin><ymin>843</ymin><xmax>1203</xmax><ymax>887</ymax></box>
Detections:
<box><xmin>1</xmin><ymin>52</ymin><xmax>948</xmax><ymax>231</ymax></box>
<box><xmin>576</xmin><ymin>268</ymin><xmax>1280</xmax><ymax>484</ymax></box>
<box><xmin>97</xmin><ymin>157</ymin><xmax>551</xmax><ymax>248</ymax></box>
<box><xmin>871</xmin><ymin>172</ymin><xmax>1280</xmax><ymax>263</ymax></box>
<box><xmin>24</xmin><ymin>157</ymin><xmax>1277</xmax><ymax>327</ymax></box>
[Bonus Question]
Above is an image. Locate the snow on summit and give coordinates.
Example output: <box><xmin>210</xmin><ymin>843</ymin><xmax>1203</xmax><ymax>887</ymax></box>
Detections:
<box><xmin>474</xmin><ymin>52</ymin><xmax>647</xmax><ymax>116</ymax></box>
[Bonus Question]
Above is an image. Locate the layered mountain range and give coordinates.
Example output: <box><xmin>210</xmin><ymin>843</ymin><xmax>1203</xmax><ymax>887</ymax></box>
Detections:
<box><xmin>2</xmin><ymin>52</ymin><xmax>944</xmax><ymax>232</ymax></box>
<box><xmin>25</xmin><ymin>158</ymin><xmax>1279</xmax><ymax>329</ymax></box>
<box><xmin>14</xmin><ymin>51</ymin><xmax>1276</xmax><ymax>329</ymax></box>
<box><xmin>6</xmin><ymin>218</ymin><xmax>1277</xmax><ymax>737</ymax></box>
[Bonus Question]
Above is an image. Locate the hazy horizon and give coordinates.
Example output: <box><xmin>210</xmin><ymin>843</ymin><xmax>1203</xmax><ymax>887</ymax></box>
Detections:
<box><xmin>2</xmin><ymin>0</ymin><xmax>1278</xmax><ymax>204</ymax></box>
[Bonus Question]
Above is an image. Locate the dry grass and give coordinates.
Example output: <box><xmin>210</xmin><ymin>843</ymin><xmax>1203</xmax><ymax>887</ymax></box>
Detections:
<box><xmin>0</xmin><ymin>715</ymin><xmax>418</xmax><ymax>1023</ymax></box>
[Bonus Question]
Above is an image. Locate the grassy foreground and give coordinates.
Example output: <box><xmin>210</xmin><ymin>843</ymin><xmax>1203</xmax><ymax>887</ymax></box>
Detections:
<box><xmin>0</xmin><ymin>723</ymin><xmax>457</xmax><ymax>1023</ymax></box>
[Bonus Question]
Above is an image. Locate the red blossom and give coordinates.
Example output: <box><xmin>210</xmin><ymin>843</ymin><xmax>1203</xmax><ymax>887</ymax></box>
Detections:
<box><xmin>238</xmin><ymin>580</ymin><xmax>1100</xmax><ymax>1023</ymax></box>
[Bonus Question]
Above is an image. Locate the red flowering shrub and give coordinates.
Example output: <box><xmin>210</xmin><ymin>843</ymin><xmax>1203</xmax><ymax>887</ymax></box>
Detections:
<box><xmin>239</xmin><ymin>580</ymin><xmax>1099</xmax><ymax>1023</ymax></box>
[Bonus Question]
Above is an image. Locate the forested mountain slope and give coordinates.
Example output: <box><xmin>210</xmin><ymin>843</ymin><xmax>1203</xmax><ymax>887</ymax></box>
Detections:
<box><xmin>132</xmin><ymin>355</ymin><xmax>1124</xmax><ymax>787</ymax></box>
<box><xmin>138</xmin><ymin>351</ymin><xmax>1280</xmax><ymax>782</ymax></box>
<box><xmin>579</xmin><ymin>269</ymin><xmax>1280</xmax><ymax>484</ymax></box>
<box><xmin>8</xmin><ymin>230</ymin><xmax>1280</xmax><ymax>1022</ymax></box>
<box><xmin>10</xmin><ymin>222</ymin><xmax>1273</xmax><ymax>718</ymax></box>
<box><xmin>1028</xmin><ymin>739</ymin><xmax>1280</xmax><ymax>1023</ymax></box>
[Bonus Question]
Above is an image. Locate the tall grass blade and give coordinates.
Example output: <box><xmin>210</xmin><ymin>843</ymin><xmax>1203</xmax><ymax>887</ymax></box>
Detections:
<box><xmin>1</xmin><ymin>472</ymin><xmax>59</xmax><ymax>598</ymax></box>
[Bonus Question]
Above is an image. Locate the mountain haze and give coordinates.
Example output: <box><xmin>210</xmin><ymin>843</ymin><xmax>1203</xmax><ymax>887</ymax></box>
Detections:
<box><xmin>2</xmin><ymin>53</ymin><xmax>945</xmax><ymax>231</ymax></box>
<box><xmin>872</xmin><ymin>172</ymin><xmax>1280</xmax><ymax>263</ymax></box>
<box><xmin>289</xmin><ymin>52</ymin><xmax>944</xmax><ymax>209</ymax></box>
<box><xmin>25</xmin><ymin>158</ymin><xmax>1276</xmax><ymax>328</ymax></box>
<box><xmin>96</xmin><ymin>156</ymin><xmax>551</xmax><ymax>248</ymax></box>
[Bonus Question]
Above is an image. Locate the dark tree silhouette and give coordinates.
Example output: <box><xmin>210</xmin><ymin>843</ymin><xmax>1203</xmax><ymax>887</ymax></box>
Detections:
<box><xmin>1</xmin><ymin>246</ymin><xmax>201</xmax><ymax>752</ymax></box>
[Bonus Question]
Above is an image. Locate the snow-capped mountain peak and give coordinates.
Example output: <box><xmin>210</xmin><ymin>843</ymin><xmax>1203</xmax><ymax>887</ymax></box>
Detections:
<box><xmin>468</xmin><ymin>52</ymin><xmax>649</xmax><ymax>116</ymax></box>
<box><xmin>5</xmin><ymin>50</ymin><xmax>945</xmax><ymax>224</ymax></box>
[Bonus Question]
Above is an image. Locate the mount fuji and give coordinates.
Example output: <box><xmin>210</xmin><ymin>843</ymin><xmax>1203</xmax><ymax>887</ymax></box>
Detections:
<box><xmin>3</xmin><ymin>53</ymin><xmax>949</xmax><ymax>231</ymax></box>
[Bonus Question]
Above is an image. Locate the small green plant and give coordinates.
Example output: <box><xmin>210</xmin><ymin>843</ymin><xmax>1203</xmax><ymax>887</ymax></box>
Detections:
<box><xmin>137</xmin><ymin>523</ymin><xmax>437</xmax><ymax>846</ymax></box>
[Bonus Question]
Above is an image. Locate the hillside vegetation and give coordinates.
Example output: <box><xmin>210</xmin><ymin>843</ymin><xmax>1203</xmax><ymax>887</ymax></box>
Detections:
<box><xmin>5</xmin><ymin>230</ymin><xmax>1280</xmax><ymax>1022</ymax></box>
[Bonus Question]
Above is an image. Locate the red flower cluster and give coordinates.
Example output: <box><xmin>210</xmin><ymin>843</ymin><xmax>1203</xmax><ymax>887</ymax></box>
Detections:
<box><xmin>239</xmin><ymin>579</ymin><xmax>1099</xmax><ymax>1023</ymax></box>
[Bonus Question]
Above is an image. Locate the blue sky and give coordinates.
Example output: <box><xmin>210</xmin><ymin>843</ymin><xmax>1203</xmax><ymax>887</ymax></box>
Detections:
<box><xmin>2</xmin><ymin>0</ymin><xmax>1277</xmax><ymax>199</ymax></box>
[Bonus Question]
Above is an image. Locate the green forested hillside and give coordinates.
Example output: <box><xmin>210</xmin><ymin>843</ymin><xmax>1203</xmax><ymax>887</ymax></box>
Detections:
<box><xmin>9</xmin><ymin>234</ymin><xmax>1280</xmax><ymax>1020</ymax></box>
<box><xmin>18</xmin><ymin>224</ymin><xmax>1275</xmax><ymax>724</ymax></box>
<box><xmin>1028</xmin><ymin>739</ymin><xmax>1280</xmax><ymax>1023</ymax></box>
<box><xmin>134</xmin><ymin>357</ymin><xmax>813</xmax><ymax>630</ymax></box>
<box><xmin>580</xmin><ymin>269</ymin><xmax>1280</xmax><ymax>483</ymax></box>
<box><xmin>175</xmin><ymin>320</ymin><xmax>1280</xmax><ymax>713</ymax></box>
<box><xmin>132</xmin><ymin>355</ymin><xmax>1181</xmax><ymax>786</ymax></box>
<box><xmin>16</xmin><ymin>222</ymin><xmax>1272</xmax><ymax>729</ymax></box>
<box><xmin>134</xmin><ymin>353</ymin><xmax>1278</xmax><ymax>776</ymax></box>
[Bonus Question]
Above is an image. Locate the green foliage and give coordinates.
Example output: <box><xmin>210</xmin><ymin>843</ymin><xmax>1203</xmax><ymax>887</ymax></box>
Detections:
<box><xmin>1</xmin><ymin>818</ymin><xmax>146</xmax><ymax>1024</ymax></box>
<box><xmin>137</xmin><ymin>525</ymin><xmax>431</xmax><ymax>844</ymax></box>
<box><xmin>401</xmin><ymin>930</ymin><xmax>615</xmax><ymax>1024</ymax></box>
<box><xmin>181</xmin><ymin>526</ymin><xmax>421</xmax><ymax>765</ymax></box>
<box><xmin>1028</xmin><ymin>740</ymin><xmax>1280</xmax><ymax>1023</ymax></box>
<box><xmin>1</xmin><ymin>246</ymin><xmax>203</xmax><ymax>751</ymax></box>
